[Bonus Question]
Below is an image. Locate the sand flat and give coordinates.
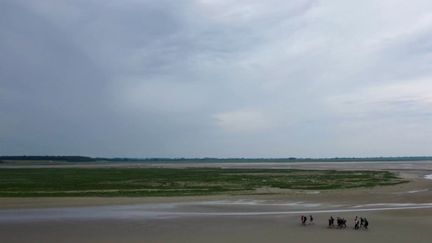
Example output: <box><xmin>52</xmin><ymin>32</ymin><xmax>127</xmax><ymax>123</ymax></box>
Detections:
<box><xmin>0</xmin><ymin>161</ymin><xmax>432</xmax><ymax>242</ymax></box>
<box><xmin>1</xmin><ymin>207</ymin><xmax>432</xmax><ymax>243</ymax></box>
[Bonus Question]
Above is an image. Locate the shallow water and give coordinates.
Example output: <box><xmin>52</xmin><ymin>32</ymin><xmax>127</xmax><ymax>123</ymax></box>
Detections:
<box><xmin>2</xmin><ymin>200</ymin><xmax>432</xmax><ymax>223</ymax></box>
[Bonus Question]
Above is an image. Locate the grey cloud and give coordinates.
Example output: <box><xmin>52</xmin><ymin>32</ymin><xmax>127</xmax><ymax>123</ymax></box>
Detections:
<box><xmin>1</xmin><ymin>0</ymin><xmax>432</xmax><ymax>157</ymax></box>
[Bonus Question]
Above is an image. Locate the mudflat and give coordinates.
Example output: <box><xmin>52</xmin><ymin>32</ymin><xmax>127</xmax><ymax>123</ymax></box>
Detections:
<box><xmin>0</xmin><ymin>161</ymin><xmax>431</xmax><ymax>243</ymax></box>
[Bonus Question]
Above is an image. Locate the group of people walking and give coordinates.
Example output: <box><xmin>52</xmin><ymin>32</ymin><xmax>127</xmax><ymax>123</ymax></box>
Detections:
<box><xmin>353</xmin><ymin>216</ymin><xmax>369</xmax><ymax>230</ymax></box>
<box><xmin>301</xmin><ymin>215</ymin><xmax>369</xmax><ymax>230</ymax></box>
<box><xmin>300</xmin><ymin>215</ymin><xmax>314</xmax><ymax>225</ymax></box>
<box><xmin>300</xmin><ymin>215</ymin><xmax>313</xmax><ymax>225</ymax></box>
<box><xmin>328</xmin><ymin>216</ymin><xmax>347</xmax><ymax>228</ymax></box>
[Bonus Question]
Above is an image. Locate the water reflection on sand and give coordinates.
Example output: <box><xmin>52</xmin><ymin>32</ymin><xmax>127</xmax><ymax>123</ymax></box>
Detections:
<box><xmin>2</xmin><ymin>200</ymin><xmax>432</xmax><ymax>223</ymax></box>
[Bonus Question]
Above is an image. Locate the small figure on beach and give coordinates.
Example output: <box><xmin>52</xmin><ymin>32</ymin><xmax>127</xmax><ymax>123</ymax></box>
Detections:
<box><xmin>309</xmin><ymin>215</ymin><xmax>314</xmax><ymax>224</ymax></box>
<box><xmin>354</xmin><ymin>218</ymin><xmax>360</xmax><ymax>230</ymax></box>
<box><xmin>336</xmin><ymin>217</ymin><xmax>347</xmax><ymax>229</ymax></box>
<box><xmin>353</xmin><ymin>216</ymin><xmax>359</xmax><ymax>230</ymax></box>
<box><xmin>328</xmin><ymin>216</ymin><xmax>335</xmax><ymax>228</ymax></box>
<box><xmin>363</xmin><ymin>218</ymin><xmax>369</xmax><ymax>229</ymax></box>
<box><xmin>301</xmin><ymin>215</ymin><xmax>307</xmax><ymax>225</ymax></box>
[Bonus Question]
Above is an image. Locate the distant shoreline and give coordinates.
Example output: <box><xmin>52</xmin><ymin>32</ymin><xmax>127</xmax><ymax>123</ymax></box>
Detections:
<box><xmin>1</xmin><ymin>155</ymin><xmax>432</xmax><ymax>164</ymax></box>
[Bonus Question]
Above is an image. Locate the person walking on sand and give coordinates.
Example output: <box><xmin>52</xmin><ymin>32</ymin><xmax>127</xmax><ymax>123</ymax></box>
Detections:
<box><xmin>337</xmin><ymin>217</ymin><xmax>345</xmax><ymax>229</ymax></box>
<box><xmin>364</xmin><ymin>218</ymin><xmax>369</xmax><ymax>229</ymax></box>
<box><xmin>354</xmin><ymin>216</ymin><xmax>359</xmax><ymax>230</ymax></box>
<box><xmin>336</xmin><ymin>217</ymin><xmax>341</xmax><ymax>228</ymax></box>
<box><xmin>309</xmin><ymin>215</ymin><xmax>314</xmax><ymax>224</ymax></box>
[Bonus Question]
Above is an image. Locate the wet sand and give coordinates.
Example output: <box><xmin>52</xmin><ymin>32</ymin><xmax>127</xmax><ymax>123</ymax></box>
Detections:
<box><xmin>1</xmin><ymin>202</ymin><xmax>432</xmax><ymax>243</ymax></box>
<box><xmin>1</xmin><ymin>161</ymin><xmax>432</xmax><ymax>242</ymax></box>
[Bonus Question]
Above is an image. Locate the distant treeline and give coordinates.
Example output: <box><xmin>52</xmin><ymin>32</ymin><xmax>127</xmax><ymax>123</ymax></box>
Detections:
<box><xmin>1</xmin><ymin>156</ymin><xmax>432</xmax><ymax>163</ymax></box>
<box><xmin>102</xmin><ymin>157</ymin><xmax>432</xmax><ymax>163</ymax></box>
<box><xmin>0</xmin><ymin>156</ymin><xmax>96</xmax><ymax>162</ymax></box>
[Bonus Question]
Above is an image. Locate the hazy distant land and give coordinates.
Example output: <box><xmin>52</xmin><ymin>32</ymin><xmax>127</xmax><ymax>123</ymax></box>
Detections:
<box><xmin>2</xmin><ymin>155</ymin><xmax>432</xmax><ymax>163</ymax></box>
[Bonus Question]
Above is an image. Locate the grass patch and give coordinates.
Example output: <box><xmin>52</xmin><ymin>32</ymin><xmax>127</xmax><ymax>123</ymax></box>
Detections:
<box><xmin>0</xmin><ymin>168</ymin><xmax>407</xmax><ymax>197</ymax></box>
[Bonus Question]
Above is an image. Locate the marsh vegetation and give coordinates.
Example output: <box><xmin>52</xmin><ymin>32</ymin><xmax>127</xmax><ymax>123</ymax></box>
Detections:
<box><xmin>0</xmin><ymin>168</ymin><xmax>406</xmax><ymax>197</ymax></box>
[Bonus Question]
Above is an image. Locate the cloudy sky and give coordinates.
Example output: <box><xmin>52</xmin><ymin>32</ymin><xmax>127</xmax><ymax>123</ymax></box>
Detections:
<box><xmin>1</xmin><ymin>0</ymin><xmax>432</xmax><ymax>158</ymax></box>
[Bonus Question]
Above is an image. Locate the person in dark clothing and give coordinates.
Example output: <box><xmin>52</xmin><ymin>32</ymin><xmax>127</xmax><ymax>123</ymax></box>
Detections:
<box><xmin>309</xmin><ymin>215</ymin><xmax>314</xmax><ymax>224</ymax></box>
<box><xmin>301</xmin><ymin>215</ymin><xmax>307</xmax><ymax>225</ymax></box>
<box><xmin>342</xmin><ymin>218</ymin><xmax>347</xmax><ymax>228</ymax></box>
<box><xmin>354</xmin><ymin>219</ymin><xmax>360</xmax><ymax>230</ymax></box>
<box><xmin>364</xmin><ymin>218</ymin><xmax>369</xmax><ymax>229</ymax></box>
<box><xmin>329</xmin><ymin>216</ymin><xmax>334</xmax><ymax>228</ymax></box>
<box><xmin>337</xmin><ymin>217</ymin><xmax>346</xmax><ymax>229</ymax></box>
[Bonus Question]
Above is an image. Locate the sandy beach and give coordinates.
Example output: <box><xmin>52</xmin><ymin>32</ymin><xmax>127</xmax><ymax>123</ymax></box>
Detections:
<box><xmin>1</xmin><ymin>161</ymin><xmax>432</xmax><ymax>243</ymax></box>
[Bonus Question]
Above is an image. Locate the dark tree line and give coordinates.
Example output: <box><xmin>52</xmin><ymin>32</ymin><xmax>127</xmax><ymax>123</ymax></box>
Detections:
<box><xmin>0</xmin><ymin>156</ymin><xmax>96</xmax><ymax>162</ymax></box>
<box><xmin>1</xmin><ymin>155</ymin><xmax>431</xmax><ymax>163</ymax></box>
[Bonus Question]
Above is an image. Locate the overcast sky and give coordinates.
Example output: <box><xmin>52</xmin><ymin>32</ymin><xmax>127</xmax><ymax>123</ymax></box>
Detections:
<box><xmin>1</xmin><ymin>0</ymin><xmax>432</xmax><ymax>158</ymax></box>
